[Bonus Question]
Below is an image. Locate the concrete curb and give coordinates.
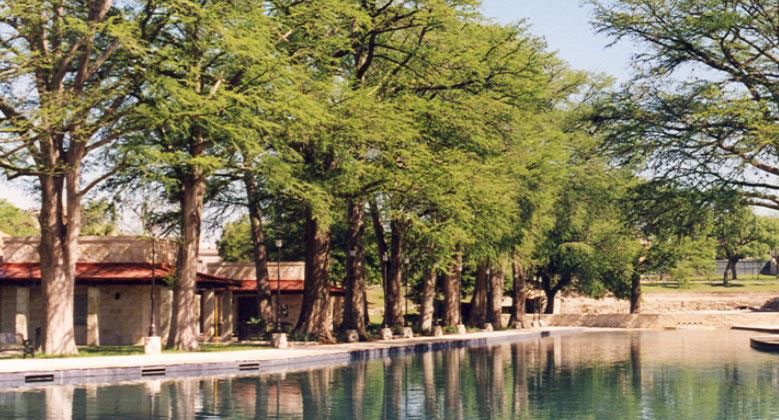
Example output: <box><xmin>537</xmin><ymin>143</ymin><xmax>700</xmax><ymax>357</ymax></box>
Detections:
<box><xmin>0</xmin><ymin>327</ymin><xmax>584</xmax><ymax>390</ymax></box>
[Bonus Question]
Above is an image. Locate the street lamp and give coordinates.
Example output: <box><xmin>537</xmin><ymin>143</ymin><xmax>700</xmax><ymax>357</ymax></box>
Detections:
<box><xmin>403</xmin><ymin>256</ymin><xmax>410</xmax><ymax>326</ymax></box>
<box><xmin>382</xmin><ymin>253</ymin><xmax>389</xmax><ymax>322</ymax></box>
<box><xmin>148</xmin><ymin>237</ymin><xmax>157</xmax><ymax>337</ymax></box>
<box><xmin>275</xmin><ymin>239</ymin><xmax>283</xmax><ymax>332</ymax></box>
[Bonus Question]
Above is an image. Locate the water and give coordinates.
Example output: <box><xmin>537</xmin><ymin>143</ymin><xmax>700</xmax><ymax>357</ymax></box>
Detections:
<box><xmin>1</xmin><ymin>330</ymin><xmax>778</xmax><ymax>419</ymax></box>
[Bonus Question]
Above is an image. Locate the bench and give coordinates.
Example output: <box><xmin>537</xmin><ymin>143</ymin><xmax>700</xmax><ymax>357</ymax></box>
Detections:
<box><xmin>0</xmin><ymin>332</ymin><xmax>35</xmax><ymax>358</ymax></box>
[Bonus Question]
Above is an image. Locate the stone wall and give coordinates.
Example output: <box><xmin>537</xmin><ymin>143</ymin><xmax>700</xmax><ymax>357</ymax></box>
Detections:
<box><xmin>558</xmin><ymin>292</ymin><xmax>779</xmax><ymax>314</ymax></box>
<box><xmin>18</xmin><ymin>285</ymin><xmax>175</xmax><ymax>346</ymax></box>
<box><xmin>207</xmin><ymin>262</ymin><xmax>305</xmax><ymax>280</ymax></box>
<box><xmin>540</xmin><ymin>312</ymin><xmax>779</xmax><ymax>329</ymax></box>
<box><xmin>2</xmin><ymin>236</ymin><xmax>177</xmax><ymax>265</ymax></box>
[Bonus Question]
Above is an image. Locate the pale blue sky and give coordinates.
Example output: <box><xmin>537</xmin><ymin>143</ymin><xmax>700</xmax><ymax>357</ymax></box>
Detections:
<box><xmin>480</xmin><ymin>0</ymin><xmax>634</xmax><ymax>82</ymax></box>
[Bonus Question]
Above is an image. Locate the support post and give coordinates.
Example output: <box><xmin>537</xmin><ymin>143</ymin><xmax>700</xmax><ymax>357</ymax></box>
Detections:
<box><xmin>202</xmin><ymin>291</ymin><xmax>216</xmax><ymax>339</ymax></box>
<box><xmin>221</xmin><ymin>291</ymin><xmax>234</xmax><ymax>340</ymax></box>
<box><xmin>86</xmin><ymin>287</ymin><xmax>100</xmax><ymax>346</ymax></box>
<box><xmin>1</xmin><ymin>287</ymin><xmax>29</xmax><ymax>339</ymax></box>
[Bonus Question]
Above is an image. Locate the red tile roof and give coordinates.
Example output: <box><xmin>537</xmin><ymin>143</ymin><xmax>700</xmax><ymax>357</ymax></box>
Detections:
<box><xmin>0</xmin><ymin>262</ymin><xmax>239</xmax><ymax>288</ymax></box>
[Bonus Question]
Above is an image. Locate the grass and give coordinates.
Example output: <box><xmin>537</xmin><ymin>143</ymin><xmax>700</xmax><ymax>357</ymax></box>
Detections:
<box><xmin>1</xmin><ymin>342</ymin><xmax>270</xmax><ymax>359</ymax></box>
<box><xmin>644</xmin><ymin>277</ymin><xmax>779</xmax><ymax>293</ymax></box>
<box><xmin>366</xmin><ymin>285</ymin><xmax>385</xmax><ymax>325</ymax></box>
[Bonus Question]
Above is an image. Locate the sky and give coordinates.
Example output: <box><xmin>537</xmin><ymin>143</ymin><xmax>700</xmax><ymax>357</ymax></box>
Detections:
<box><xmin>480</xmin><ymin>0</ymin><xmax>634</xmax><ymax>82</ymax></box>
<box><xmin>0</xmin><ymin>1</ymin><xmax>634</xmax><ymax>214</ymax></box>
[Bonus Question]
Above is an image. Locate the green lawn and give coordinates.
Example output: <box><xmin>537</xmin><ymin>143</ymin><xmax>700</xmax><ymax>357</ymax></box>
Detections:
<box><xmin>2</xmin><ymin>342</ymin><xmax>270</xmax><ymax>359</ymax></box>
<box><xmin>644</xmin><ymin>278</ymin><xmax>779</xmax><ymax>293</ymax></box>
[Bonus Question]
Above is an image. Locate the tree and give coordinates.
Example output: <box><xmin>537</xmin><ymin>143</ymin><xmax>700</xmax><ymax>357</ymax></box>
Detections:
<box><xmin>0</xmin><ymin>0</ymin><xmax>153</xmax><ymax>354</ymax></box>
<box><xmin>130</xmin><ymin>0</ymin><xmax>288</xmax><ymax>350</ymax></box>
<box><xmin>618</xmin><ymin>183</ymin><xmax>717</xmax><ymax>312</ymax></box>
<box><xmin>533</xmin><ymin>160</ymin><xmax>635</xmax><ymax>314</ymax></box>
<box><xmin>711</xmin><ymin>207</ymin><xmax>778</xmax><ymax>285</ymax></box>
<box><xmin>81</xmin><ymin>198</ymin><xmax>118</xmax><ymax>236</ymax></box>
<box><xmin>592</xmin><ymin>0</ymin><xmax>779</xmax><ymax>210</ymax></box>
<box><xmin>0</xmin><ymin>200</ymin><xmax>37</xmax><ymax>236</ymax></box>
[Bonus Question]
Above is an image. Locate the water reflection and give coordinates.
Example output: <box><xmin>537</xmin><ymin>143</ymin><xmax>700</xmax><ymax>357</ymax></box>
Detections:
<box><xmin>2</xmin><ymin>330</ymin><xmax>779</xmax><ymax>419</ymax></box>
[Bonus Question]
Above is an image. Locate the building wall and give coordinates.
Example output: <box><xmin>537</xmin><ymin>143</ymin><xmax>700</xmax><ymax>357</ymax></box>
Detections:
<box><xmin>237</xmin><ymin>294</ymin><xmax>344</xmax><ymax>330</ymax></box>
<box><xmin>207</xmin><ymin>262</ymin><xmax>305</xmax><ymax>281</ymax></box>
<box><xmin>20</xmin><ymin>285</ymin><xmax>175</xmax><ymax>346</ymax></box>
<box><xmin>2</xmin><ymin>236</ymin><xmax>177</xmax><ymax>265</ymax></box>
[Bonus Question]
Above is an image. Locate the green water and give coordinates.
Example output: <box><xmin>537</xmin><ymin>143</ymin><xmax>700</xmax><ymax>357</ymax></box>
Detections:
<box><xmin>1</xmin><ymin>330</ymin><xmax>778</xmax><ymax>419</ymax></box>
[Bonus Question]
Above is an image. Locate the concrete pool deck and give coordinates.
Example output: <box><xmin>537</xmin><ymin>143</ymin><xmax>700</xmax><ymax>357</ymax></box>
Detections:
<box><xmin>0</xmin><ymin>327</ymin><xmax>584</xmax><ymax>389</ymax></box>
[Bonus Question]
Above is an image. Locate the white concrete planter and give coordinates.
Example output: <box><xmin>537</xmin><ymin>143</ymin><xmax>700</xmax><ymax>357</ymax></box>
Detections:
<box><xmin>380</xmin><ymin>328</ymin><xmax>393</xmax><ymax>340</ymax></box>
<box><xmin>272</xmin><ymin>333</ymin><xmax>288</xmax><ymax>349</ymax></box>
<box><xmin>481</xmin><ymin>323</ymin><xmax>493</xmax><ymax>332</ymax></box>
<box><xmin>401</xmin><ymin>327</ymin><xmax>413</xmax><ymax>339</ymax></box>
<box><xmin>143</xmin><ymin>336</ymin><xmax>161</xmax><ymax>355</ymax></box>
<box><xmin>433</xmin><ymin>326</ymin><xmax>444</xmax><ymax>337</ymax></box>
<box><xmin>455</xmin><ymin>324</ymin><xmax>467</xmax><ymax>334</ymax></box>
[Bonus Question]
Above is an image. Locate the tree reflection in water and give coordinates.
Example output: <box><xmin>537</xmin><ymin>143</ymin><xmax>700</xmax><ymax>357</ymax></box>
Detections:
<box><xmin>3</xmin><ymin>330</ymin><xmax>779</xmax><ymax>419</ymax></box>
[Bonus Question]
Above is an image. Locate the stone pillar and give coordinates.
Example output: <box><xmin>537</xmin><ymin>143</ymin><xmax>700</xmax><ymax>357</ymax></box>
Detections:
<box><xmin>195</xmin><ymin>293</ymin><xmax>202</xmax><ymax>335</ymax></box>
<box><xmin>86</xmin><ymin>287</ymin><xmax>100</xmax><ymax>346</ymax></box>
<box><xmin>1</xmin><ymin>287</ymin><xmax>29</xmax><ymax>339</ymax></box>
<box><xmin>202</xmin><ymin>291</ymin><xmax>215</xmax><ymax>338</ymax></box>
<box><xmin>221</xmin><ymin>291</ymin><xmax>234</xmax><ymax>339</ymax></box>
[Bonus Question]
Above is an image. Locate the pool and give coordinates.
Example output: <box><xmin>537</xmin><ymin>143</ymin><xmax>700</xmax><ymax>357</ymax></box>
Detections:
<box><xmin>1</xmin><ymin>329</ymin><xmax>778</xmax><ymax>419</ymax></box>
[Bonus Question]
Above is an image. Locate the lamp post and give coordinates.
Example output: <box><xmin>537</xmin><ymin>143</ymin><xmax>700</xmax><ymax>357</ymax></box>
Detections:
<box><xmin>382</xmin><ymin>253</ymin><xmax>389</xmax><ymax>324</ymax></box>
<box><xmin>403</xmin><ymin>256</ymin><xmax>410</xmax><ymax>326</ymax></box>
<box><xmin>275</xmin><ymin>239</ymin><xmax>283</xmax><ymax>333</ymax></box>
<box><xmin>148</xmin><ymin>237</ymin><xmax>157</xmax><ymax>337</ymax></box>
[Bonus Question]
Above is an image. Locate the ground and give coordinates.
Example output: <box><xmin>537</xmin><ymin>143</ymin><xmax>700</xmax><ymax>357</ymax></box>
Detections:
<box><xmin>562</xmin><ymin>278</ymin><xmax>779</xmax><ymax>314</ymax></box>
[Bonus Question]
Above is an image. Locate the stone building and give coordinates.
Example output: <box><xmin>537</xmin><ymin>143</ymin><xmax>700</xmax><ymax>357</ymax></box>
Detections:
<box><xmin>208</xmin><ymin>262</ymin><xmax>344</xmax><ymax>336</ymax></box>
<box><xmin>0</xmin><ymin>236</ymin><xmax>237</xmax><ymax>346</ymax></box>
<box><xmin>0</xmin><ymin>236</ymin><xmax>344</xmax><ymax>347</ymax></box>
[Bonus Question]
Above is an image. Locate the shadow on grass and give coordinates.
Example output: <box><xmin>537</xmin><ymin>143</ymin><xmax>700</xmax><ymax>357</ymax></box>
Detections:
<box><xmin>3</xmin><ymin>343</ymin><xmax>270</xmax><ymax>359</ymax></box>
<box><xmin>647</xmin><ymin>282</ymin><xmax>746</xmax><ymax>290</ymax></box>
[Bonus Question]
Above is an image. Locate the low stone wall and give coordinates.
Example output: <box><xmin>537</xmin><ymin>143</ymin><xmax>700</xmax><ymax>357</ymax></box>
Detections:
<box><xmin>558</xmin><ymin>292</ymin><xmax>779</xmax><ymax>313</ymax></box>
<box><xmin>543</xmin><ymin>312</ymin><xmax>779</xmax><ymax>329</ymax></box>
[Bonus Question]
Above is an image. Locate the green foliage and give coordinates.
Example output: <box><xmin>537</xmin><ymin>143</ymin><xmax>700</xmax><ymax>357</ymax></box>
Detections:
<box><xmin>667</xmin><ymin>237</ymin><xmax>717</xmax><ymax>288</ymax></box>
<box><xmin>711</xmin><ymin>206</ymin><xmax>778</xmax><ymax>262</ymax></box>
<box><xmin>80</xmin><ymin>199</ymin><xmax>119</xmax><ymax>236</ymax></box>
<box><xmin>217</xmin><ymin>220</ymin><xmax>254</xmax><ymax>263</ymax></box>
<box><xmin>0</xmin><ymin>200</ymin><xmax>37</xmax><ymax>236</ymax></box>
<box><xmin>593</xmin><ymin>0</ymin><xmax>779</xmax><ymax>211</ymax></box>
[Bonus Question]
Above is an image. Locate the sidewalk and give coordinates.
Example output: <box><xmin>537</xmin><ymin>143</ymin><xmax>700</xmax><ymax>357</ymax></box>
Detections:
<box><xmin>0</xmin><ymin>327</ymin><xmax>583</xmax><ymax>389</ymax></box>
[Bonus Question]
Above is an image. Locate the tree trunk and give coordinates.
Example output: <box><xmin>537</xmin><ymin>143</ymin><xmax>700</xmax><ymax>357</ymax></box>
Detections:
<box><xmin>384</xmin><ymin>220</ymin><xmax>405</xmax><ymax>327</ymax></box>
<box><xmin>629</xmin><ymin>273</ymin><xmax>641</xmax><ymax>314</ymax></box>
<box><xmin>723</xmin><ymin>260</ymin><xmax>731</xmax><ymax>285</ymax></box>
<box><xmin>543</xmin><ymin>288</ymin><xmax>556</xmax><ymax>314</ymax></box>
<box><xmin>509</xmin><ymin>259</ymin><xmax>526</xmax><ymax>326</ymax></box>
<box><xmin>541</xmin><ymin>273</ymin><xmax>556</xmax><ymax>315</ymax></box>
<box><xmin>443</xmin><ymin>253</ymin><xmax>462</xmax><ymax>326</ymax></box>
<box><xmin>487</xmin><ymin>265</ymin><xmax>504</xmax><ymax>329</ymax></box>
<box><xmin>38</xmin><ymin>170</ymin><xmax>79</xmax><ymax>355</ymax></box>
<box><xmin>343</xmin><ymin>199</ymin><xmax>367</xmax><ymax>338</ymax></box>
<box><xmin>468</xmin><ymin>263</ymin><xmax>488</xmax><ymax>327</ymax></box>
<box><xmin>244</xmin><ymin>175</ymin><xmax>273</xmax><ymax>323</ymax></box>
<box><xmin>167</xmin><ymin>172</ymin><xmax>204</xmax><ymax>351</ymax></box>
<box><xmin>730</xmin><ymin>258</ymin><xmax>738</xmax><ymax>282</ymax></box>
<box><xmin>293</xmin><ymin>208</ymin><xmax>334</xmax><ymax>343</ymax></box>
<box><xmin>419</xmin><ymin>266</ymin><xmax>437</xmax><ymax>333</ymax></box>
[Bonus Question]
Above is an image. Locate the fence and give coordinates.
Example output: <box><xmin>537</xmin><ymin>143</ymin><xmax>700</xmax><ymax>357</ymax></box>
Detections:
<box><xmin>714</xmin><ymin>260</ymin><xmax>776</xmax><ymax>278</ymax></box>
